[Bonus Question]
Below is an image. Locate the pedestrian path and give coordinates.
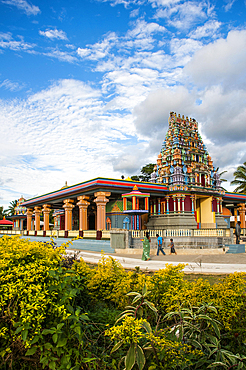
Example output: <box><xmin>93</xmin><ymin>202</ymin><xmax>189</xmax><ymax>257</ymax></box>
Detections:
<box><xmin>3</xmin><ymin>235</ymin><xmax>114</xmax><ymax>253</ymax></box>
<box><xmin>67</xmin><ymin>249</ymin><xmax>246</xmax><ymax>274</ymax></box>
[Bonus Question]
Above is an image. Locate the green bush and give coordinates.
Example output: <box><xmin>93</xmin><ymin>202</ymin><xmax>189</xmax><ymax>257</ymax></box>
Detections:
<box><xmin>1</xmin><ymin>236</ymin><xmax>246</xmax><ymax>370</ymax></box>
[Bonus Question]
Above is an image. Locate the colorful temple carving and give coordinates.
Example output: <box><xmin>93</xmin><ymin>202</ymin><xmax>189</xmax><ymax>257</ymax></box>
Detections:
<box><xmin>154</xmin><ymin>112</ymin><xmax>220</xmax><ymax>189</ymax></box>
<box><xmin>147</xmin><ymin>112</ymin><xmax>226</xmax><ymax>230</ymax></box>
<box><xmin>8</xmin><ymin>112</ymin><xmax>246</xmax><ymax>236</ymax></box>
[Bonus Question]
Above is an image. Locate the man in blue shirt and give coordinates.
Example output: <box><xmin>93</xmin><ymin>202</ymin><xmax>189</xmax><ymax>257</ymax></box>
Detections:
<box><xmin>156</xmin><ymin>234</ymin><xmax>166</xmax><ymax>256</ymax></box>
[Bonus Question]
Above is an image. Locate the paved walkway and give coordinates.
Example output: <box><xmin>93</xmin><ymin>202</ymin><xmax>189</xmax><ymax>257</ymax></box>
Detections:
<box><xmin>67</xmin><ymin>249</ymin><xmax>246</xmax><ymax>274</ymax></box>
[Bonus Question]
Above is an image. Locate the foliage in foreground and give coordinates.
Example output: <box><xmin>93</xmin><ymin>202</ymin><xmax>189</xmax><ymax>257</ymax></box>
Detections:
<box><xmin>1</xmin><ymin>235</ymin><xmax>246</xmax><ymax>370</ymax></box>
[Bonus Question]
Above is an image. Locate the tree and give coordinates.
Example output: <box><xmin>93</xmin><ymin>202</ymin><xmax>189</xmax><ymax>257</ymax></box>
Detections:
<box><xmin>231</xmin><ymin>162</ymin><xmax>246</xmax><ymax>193</ymax></box>
<box><xmin>215</xmin><ymin>167</ymin><xmax>228</xmax><ymax>183</ymax></box>
<box><xmin>131</xmin><ymin>163</ymin><xmax>155</xmax><ymax>182</ymax></box>
<box><xmin>5</xmin><ymin>200</ymin><xmax>18</xmax><ymax>216</ymax></box>
<box><xmin>0</xmin><ymin>206</ymin><xmax>5</xmax><ymax>220</ymax></box>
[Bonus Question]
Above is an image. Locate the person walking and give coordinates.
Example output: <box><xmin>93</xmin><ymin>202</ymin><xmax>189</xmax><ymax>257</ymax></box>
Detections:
<box><xmin>235</xmin><ymin>221</ymin><xmax>241</xmax><ymax>244</ymax></box>
<box><xmin>156</xmin><ymin>234</ymin><xmax>165</xmax><ymax>256</ymax></box>
<box><xmin>168</xmin><ymin>238</ymin><xmax>177</xmax><ymax>255</ymax></box>
<box><xmin>142</xmin><ymin>231</ymin><xmax>151</xmax><ymax>261</ymax></box>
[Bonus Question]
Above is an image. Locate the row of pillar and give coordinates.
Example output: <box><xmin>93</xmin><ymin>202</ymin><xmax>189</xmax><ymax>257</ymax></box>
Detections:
<box><xmin>150</xmin><ymin>195</ymin><xmax>223</xmax><ymax>216</ymax></box>
<box><xmin>26</xmin><ymin>192</ymin><xmax>111</xmax><ymax>231</ymax></box>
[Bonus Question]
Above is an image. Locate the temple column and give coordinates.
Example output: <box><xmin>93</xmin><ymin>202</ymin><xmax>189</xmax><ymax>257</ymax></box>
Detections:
<box><xmin>199</xmin><ymin>173</ymin><xmax>202</xmax><ymax>185</ymax></box>
<box><xmin>219</xmin><ymin>197</ymin><xmax>223</xmax><ymax>214</ymax></box>
<box><xmin>166</xmin><ymin>196</ymin><xmax>170</xmax><ymax>214</ymax></box>
<box><xmin>161</xmin><ymin>201</ymin><xmax>165</xmax><ymax>214</ymax></box>
<box><xmin>94</xmin><ymin>192</ymin><xmax>111</xmax><ymax>230</ymax></box>
<box><xmin>181</xmin><ymin>195</ymin><xmax>185</xmax><ymax>213</ymax></box>
<box><xmin>26</xmin><ymin>208</ymin><xmax>33</xmax><ymax>231</ymax></box>
<box><xmin>34</xmin><ymin>207</ymin><xmax>42</xmax><ymax>231</ymax></box>
<box><xmin>172</xmin><ymin>195</ymin><xmax>176</xmax><ymax>213</ymax></box>
<box><xmin>238</xmin><ymin>203</ymin><xmax>246</xmax><ymax>229</ymax></box>
<box><xmin>158</xmin><ymin>198</ymin><xmax>161</xmax><ymax>215</ymax></box>
<box><xmin>216</xmin><ymin>197</ymin><xmax>220</xmax><ymax>214</ymax></box>
<box><xmin>77</xmin><ymin>196</ymin><xmax>90</xmax><ymax>230</ymax></box>
<box><xmin>234</xmin><ymin>207</ymin><xmax>238</xmax><ymax>227</ymax></box>
<box><xmin>42</xmin><ymin>204</ymin><xmax>51</xmax><ymax>231</ymax></box>
<box><xmin>150</xmin><ymin>200</ymin><xmax>153</xmax><ymax>215</ymax></box>
<box><xmin>191</xmin><ymin>195</ymin><xmax>195</xmax><ymax>215</ymax></box>
<box><xmin>153</xmin><ymin>200</ymin><xmax>157</xmax><ymax>215</ymax></box>
<box><xmin>63</xmin><ymin>199</ymin><xmax>74</xmax><ymax>231</ymax></box>
<box><xmin>123</xmin><ymin>197</ymin><xmax>127</xmax><ymax>211</ymax></box>
<box><xmin>177</xmin><ymin>194</ymin><xmax>181</xmax><ymax>213</ymax></box>
<box><xmin>144</xmin><ymin>197</ymin><xmax>149</xmax><ymax>211</ymax></box>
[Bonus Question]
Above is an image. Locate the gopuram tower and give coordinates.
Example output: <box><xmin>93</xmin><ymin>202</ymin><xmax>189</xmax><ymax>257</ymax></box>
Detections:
<box><xmin>147</xmin><ymin>112</ymin><xmax>227</xmax><ymax>230</ymax></box>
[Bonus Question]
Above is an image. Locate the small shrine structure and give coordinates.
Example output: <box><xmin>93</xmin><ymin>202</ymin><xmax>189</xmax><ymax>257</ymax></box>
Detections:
<box><xmin>122</xmin><ymin>185</ymin><xmax>150</xmax><ymax>230</ymax></box>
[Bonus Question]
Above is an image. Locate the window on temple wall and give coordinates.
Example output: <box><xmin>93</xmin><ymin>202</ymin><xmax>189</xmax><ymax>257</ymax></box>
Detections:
<box><xmin>123</xmin><ymin>217</ymin><xmax>130</xmax><ymax>230</ymax></box>
<box><xmin>106</xmin><ymin>217</ymin><xmax>111</xmax><ymax>230</ymax></box>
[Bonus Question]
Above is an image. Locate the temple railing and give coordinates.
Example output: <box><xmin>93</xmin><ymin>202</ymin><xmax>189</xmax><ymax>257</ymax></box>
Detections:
<box><xmin>132</xmin><ymin>229</ymin><xmax>231</xmax><ymax>238</ymax></box>
<box><xmin>0</xmin><ymin>228</ymin><xmax>231</xmax><ymax>239</ymax></box>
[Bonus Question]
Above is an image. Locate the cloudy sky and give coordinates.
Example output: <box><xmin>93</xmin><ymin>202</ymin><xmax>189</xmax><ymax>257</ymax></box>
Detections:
<box><xmin>0</xmin><ymin>0</ymin><xmax>246</xmax><ymax>207</ymax></box>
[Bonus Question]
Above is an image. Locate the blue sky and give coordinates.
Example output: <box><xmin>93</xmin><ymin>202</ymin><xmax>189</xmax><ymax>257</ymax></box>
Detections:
<box><xmin>0</xmin><ymin>0</ymin><xmax>246</xmax><ymax>207</ymax></box>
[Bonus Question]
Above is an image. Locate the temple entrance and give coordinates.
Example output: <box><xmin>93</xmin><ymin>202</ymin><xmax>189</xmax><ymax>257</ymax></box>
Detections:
<box><xmin>196</xmin><ymin>196</ymin><xmax>215</xmax><ymax>228</ymax></box>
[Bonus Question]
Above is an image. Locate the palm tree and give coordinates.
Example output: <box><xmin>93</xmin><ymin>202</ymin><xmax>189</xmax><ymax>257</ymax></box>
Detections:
<box><xmin>231</xmin><ymin>162</ymin><xmax>246</xmax><ymax>193</ymax></box>
<box><xmin>214</xmin><ymin>167</ymin><xmax>228</xmax><ymax>183</ymax></box>
<box><xmin>5</xmin><ymin>200</ymin><xmax>18</xmax><ymax>216</ymax></box>
<box><xmin>0</xmin><ymin>206</ymin><xmax>5</xmax><ymax>220</ymax></box>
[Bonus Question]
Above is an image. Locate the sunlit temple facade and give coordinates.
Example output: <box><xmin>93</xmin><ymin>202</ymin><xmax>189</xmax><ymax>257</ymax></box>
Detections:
<box><xmin>10</xmin><ymin>112</ymin><xmax>246</xmax><ymax>235</ymax></box>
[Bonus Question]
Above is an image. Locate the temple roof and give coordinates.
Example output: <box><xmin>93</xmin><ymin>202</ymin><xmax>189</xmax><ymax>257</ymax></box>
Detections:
<box><xmin>154</xmin><ymin>111</ymin><xmax>221</xmax><ymax>191</ymax></box>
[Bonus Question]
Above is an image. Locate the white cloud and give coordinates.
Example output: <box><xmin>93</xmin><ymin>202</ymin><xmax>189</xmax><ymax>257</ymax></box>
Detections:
<box><xmin>0</xmin><ymin>33</ymin><xmax>35</xmax><ymax>51</ymax></box>
<box><xmin>133</xmin><ymin>85</ymin><xmax>196</xmax><ymax>137</ymax></box>
<box><xmin>39</xmin><ymin>29</ymin><xmax>68</xmax><ymax>41</ymax></box>
<box><xmin>148</xmin><ymin>0</ymin><xmax>182</xmax><ymax>6</ymax></box>
<box><xmin>0</xmin><ymin>79</ymin><xmax>139</xmax><ymax>204</ymax></box>
<box><xmin>0</xmin><ymin>79</ymin><xmax>25</xmax><ymax>91</ymax></box>
<box><xmin>155</xmin><ymin>1</ymin><xmax>209</xmax><ymax>29</ymax></box>
<box><xmin>1</xmin><ymin>0</ymin><xmax>40</xmax><ymax>15</ymax></box>
<box><xmin>184</xmin><ymin>30</ymin><xmax>246</xmax><ymax>89</ymax></box>
<box><xmin>170</xmin><ymin>37</ymin><xmax>202</xmax><ymax>66</ymax></box>
<box><xmin>224</xmin><ymin>0</ymin><xmax>236</xmax><ymax>11</ymax></box>
<box><xmin>130</xmin><ymin>8</ymin><xmax>140</xmax><ymax>17</ymax></box>
<box><xmin>189</xmin><ymin>20</ymin><xmax>221</xmax><ymax>39</ymax></box>
<box><xmin>98</xmin><ymin>0</ymin><xmax>145</xmax><ymax>7</ymax></box>
<box><xmin>44</xmin><ymin>49</ymin><xmax>78</xmax><ymax>63</ymax></box>
<box><xmin>194</xmin><ymin>86</ymin><xmax>246</xmax><ymax>144</ymax></box>
<box><xmin>77</xmin><ymin>32</ymin><xmax>117</xmax><ymax>60</ymax></box>
<box><xmin>77</xmin><ymin>19</ymin><xmax>166</xmax><ymax>62</ymax></box>
<box><xmin>126</xmin><ymin>19</ymin><xmax>166</xmax><ymax>39</ymax></box>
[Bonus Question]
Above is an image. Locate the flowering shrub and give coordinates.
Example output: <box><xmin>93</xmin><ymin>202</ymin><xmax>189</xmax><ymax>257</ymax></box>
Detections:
<box><xmin>1</xmin><ymin>236</ymin><xmax>246</xmax><ymax>370</ymax></box>
<box><xmin>0</xmin><ymin>236</ymin><xmax>98</xmax><ymax>369</ymax></box>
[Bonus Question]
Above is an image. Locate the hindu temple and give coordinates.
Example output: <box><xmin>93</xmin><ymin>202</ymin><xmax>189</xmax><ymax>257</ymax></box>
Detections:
<box><xmin>5</xmin><ymin>112</ymin><xmax>246</xmax><ymax>248</ymax></box>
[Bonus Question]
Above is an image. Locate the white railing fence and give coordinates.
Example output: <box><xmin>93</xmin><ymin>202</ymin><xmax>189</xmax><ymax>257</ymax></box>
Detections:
<box><xmin>132</xmin><ymin>229</ymin><xmax>231</xmax><ymax>238</ymax></box>
<box><xmin>0</xmin><ymin>228</ymin><xmax>231</xmax><ymax>239</ymax></box>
